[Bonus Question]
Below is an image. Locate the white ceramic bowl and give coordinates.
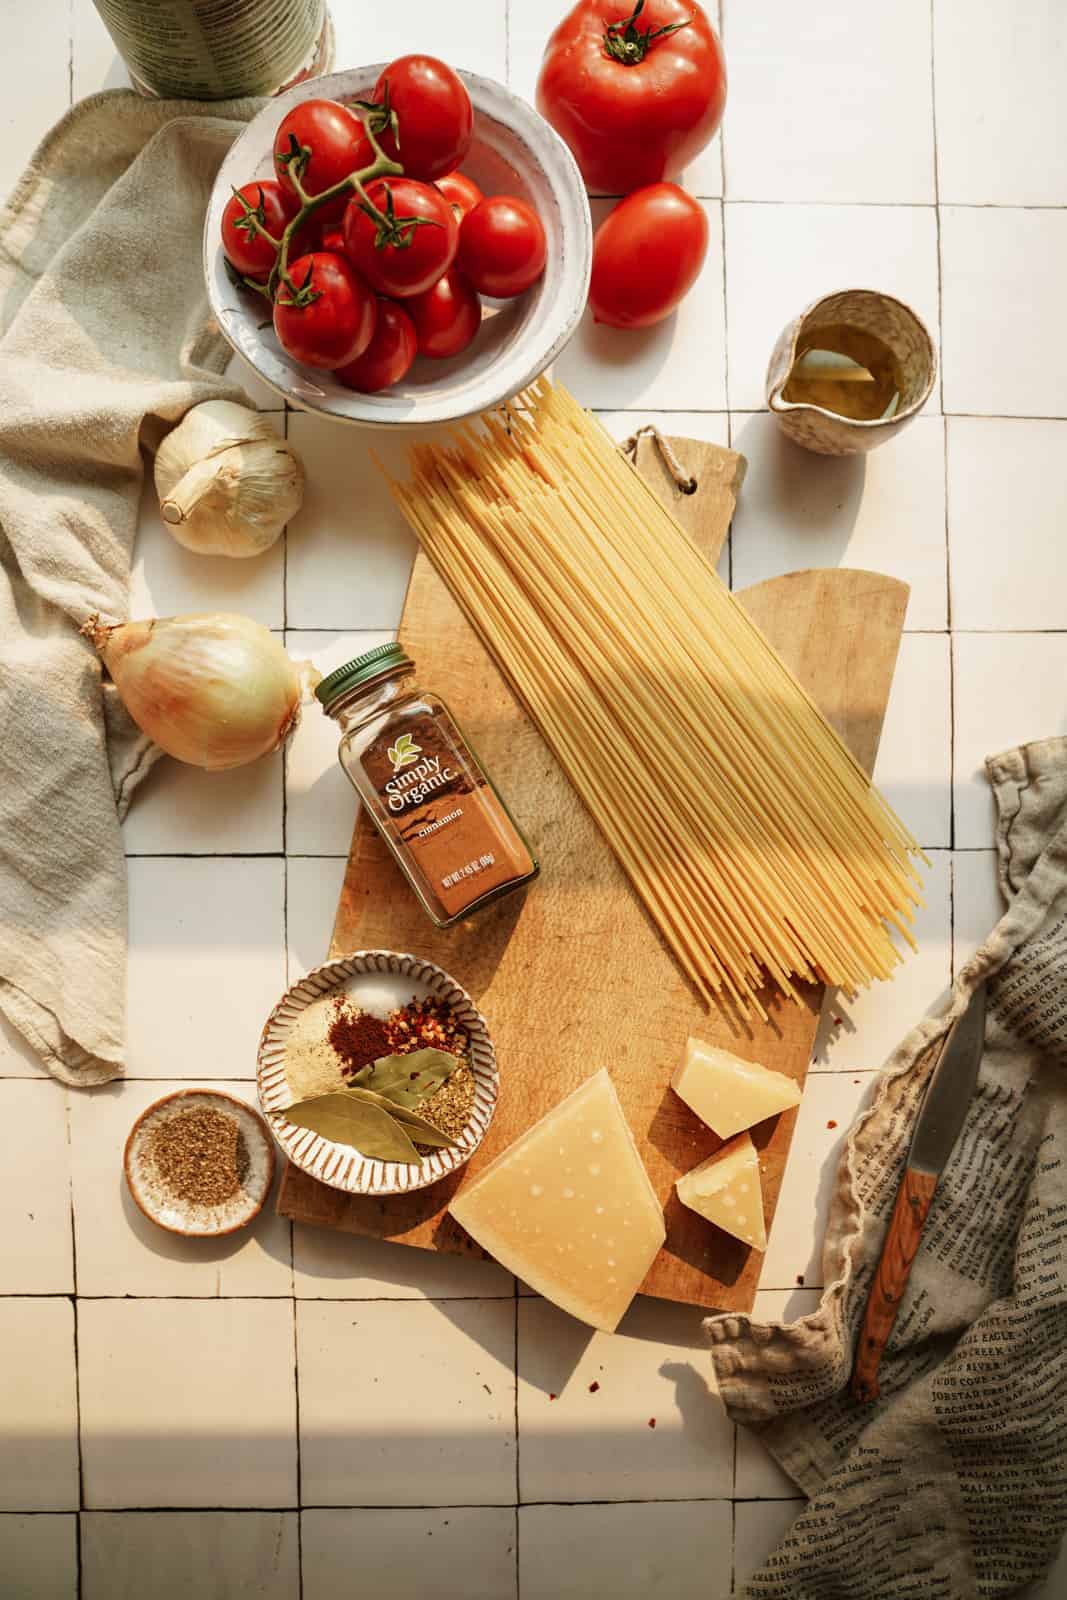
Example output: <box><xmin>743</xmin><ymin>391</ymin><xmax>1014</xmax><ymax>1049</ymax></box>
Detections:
<box><xmin>205</xmin><ymin>66</ymin><xmax>592</xmax><ymax>427</ymax></box>
<box><xmin>124</xmin><ymin>1089</ymin><xmax>276</xmax><ymax>1237</ymax></box>
<box><xmin>257</xmin><ymin>950</ymin><xmax>498</xmax><ymax>1195</ymax></box>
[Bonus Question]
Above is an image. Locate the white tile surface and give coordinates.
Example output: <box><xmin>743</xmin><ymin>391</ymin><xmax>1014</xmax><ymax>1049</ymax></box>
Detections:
<box><xmin>762</xmin><ymin>1073</ymin><xmax>876</xmax><ymax>1289</ymax></box>
<box><xmin>130</xmin><ymin>471</ymin><xmax>286</xmax><ymax>630</ymax></box>
<box><xmin>284</xmin><ymin>417</ymin><xmax>419</xmax><ymax>631</ymax></box>
<box><xmin>813</xmin><ymin>851</ymin><xmax>952</xmax><ymax>1071</ymax></box>
<box><xmin>122</xmin><ymin>751</ymin><xmax>284</xmax><ymax>856</ymax></box>
<box><xmin>285</xmin><ymin>856</ymin><xmax>349</xmax><ymax>980</ymax></box>
<box><xmin>556</xmin><ymin>202</ymin><xmax>727</xmax><ymax>410</ymax></box>
<box><xmin>517</xmin><ymin>1297</ymin><xmax>734</xmax><ymax>1503</ymax></box>
<box><xmin>952</xmin><ymin>850</ymin><xmax>1005</xmax><ymax>978</ymax></box>
<box><xmin>78</xmin><ymin>1298</ymin><xmax>298</xmax><ymax>1508</ymax></box>
<box><xmin>0</xmin><ymin>1300</ymin><xmax>78</xmax><ymax>1511</ymax></box>
<box><xmin>68</xmin><ymin>1079</ymin><xmax>291</xmax><ymax>1297</ymax></box>
<box><xmin>954</xmin><ymin>633</ymin><xmax>1067</xmax><ymax>848</ymax></box>
<box><xmin>520</xmin><ymin>1500</ymin><xmax>733</xmax><ymax>1599</ymax></box>
<box><xmin>297</xmin><ymin>1300</ymin><xmax>516</xmax><ymax>1505</ymax></box>
<box><xmin>332</xmin><ymin>0</ymin><xmax>507</xmax><ymax>80</ymax></box>
<box><xmin>940</xmin><ymin>207</ymin><xmax>1067</xmax><ymax>418</ymax></box>
<box><xmin>0</xmin><ymin>6</ymin><xmax>70</xmax><ymax>203</ymax></box>
<box><xmin>302</xmin><ymin>1508</ymin><xmax>517</xmax><ymax>1600</ymax></box>
<box><xmin>0</xmin><ymin>1514</ymin><xmax>77</xmax><ymax>1600</ymax></box>
<box><xmin>293</xmin><ymin>1220</ymin><xmax>513</xmax><ymax>1299</ymax></box>
<box><xmin>947</xmin><ymin>418</ymin><xmax>1067</xmax><ymax>631</ymax></box>
<box><xmin>126</xmin><ymin>857</ymin><xmax>286</xmax><ymax>1078</ymax></box>
<box><xmin>724</xmin><ymin>202</ymin><xmax>941</xmax><ymax>412</ymax></box>
<box><xmin>872</xmin><ymin>632</ymin><xmax>952</xmax><ymax>849</ymax></box>
<box><xmin>0</xmin><ymin>1081</ymin><xmax>73</xmax><ymax>1294</ymax></box>
<box><xmin>730</xmin><ymin>413</ymin><xmax>947</xmax><ymax>630</ymax></box>
<box><xmin>81</xmin><ymin>1512</ymin><xmax>299</xmax><ymax>1599</ymax></box>
<box><xmin>724</xmin><ymin>0</ymin><xmax>935</xmax><ymax>203</ymax></box>
<box><xmin>934</xmin><ymin>1</ymin><xmax>1067</xmax><ymax>206</ymax></box>
<box><xmin>284</xmin><ymin>630</ymin><xmax>390</xmax><ymax>855</ymax></box>
<box><xmin>733</xmin><ymin>1499</ymin><xmax>806</xmax><ymax>1592</ymax></box>
<box><xmin>506</xmin><ymin>0</ymin><xmax>723</xmax><ymax>198</ymax></box>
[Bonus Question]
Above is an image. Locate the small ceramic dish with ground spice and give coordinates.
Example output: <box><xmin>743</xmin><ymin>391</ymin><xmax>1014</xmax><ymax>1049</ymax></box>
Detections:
<box><xmin>257</xmin><ymin>950</ymin><xmax>498</xmax><ymax>1196</ymax></box>
<box><xmin>124</xmin><ymin>1089</ymin><xmax>275</xmax><ymax>1237</ymax></box>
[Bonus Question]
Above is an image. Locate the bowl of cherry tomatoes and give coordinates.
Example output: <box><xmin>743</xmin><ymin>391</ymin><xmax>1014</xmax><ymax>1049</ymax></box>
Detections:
<box><xmin>205</xmin><ymin>57</ymin><xmax>592</xmax><ymax>427</ymax></box>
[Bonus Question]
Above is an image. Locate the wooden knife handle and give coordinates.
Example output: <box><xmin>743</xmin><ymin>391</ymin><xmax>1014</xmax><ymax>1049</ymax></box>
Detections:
<box><xmin>851</xmin><ymin>1167</ymin><xmax>938</xmax><ymax>1404</ymax></box>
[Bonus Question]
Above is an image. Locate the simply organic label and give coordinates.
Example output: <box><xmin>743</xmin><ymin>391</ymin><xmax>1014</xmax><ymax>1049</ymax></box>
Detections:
<box><xmin>384</xmin><ymin>753</ymin><xmax>459</xmax><ymax>813</ymax></box>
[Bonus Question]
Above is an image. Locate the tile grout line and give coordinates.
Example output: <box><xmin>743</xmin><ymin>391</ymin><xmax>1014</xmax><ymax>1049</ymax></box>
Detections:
<box><xmin>293</xmin><ymin>1298</ymin><xmax>304</xmax><ymax>1600</ymax></box>
<box><xmin>928</xmin><ymin>0</ymin><xmax>945</xmax><ymax>415</ymax></box>
<box><xmin>65</xmin><ymin>1086</ymin><xmax>85</xmax><ymax>1599</ymax></box>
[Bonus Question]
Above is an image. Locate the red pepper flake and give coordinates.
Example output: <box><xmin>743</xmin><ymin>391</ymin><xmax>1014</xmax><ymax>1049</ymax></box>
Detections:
<box><xmin>386</xmin><ymin>995</ymin><xmax>468</xmax><ymax>1058</ymax></box>
<box><xmin>588</xmin><ymin>1381</ymin><xmax>600</xmax><ymax>1393</ymax></box>
<box><xmin>647</xmin><ymin>1417</ymin><xmax>656</xmax><ymax>1429</ymax></box>
<box><xmin>833</xmin><ymin>1015</ymin><xmax>844</xmax><ymax>1027</ymax></box>
<box><xmin>827</xmin><ymin>1119</ymin><xmax>838</xmax><ymax>1129</ymax></box>
<box><xmin>548</xmin><ymin>1393</ymin><xmax>557</xmax><ymax>1401</ymax></box>
<box><xmin>796</xmin><ymin>1274</ymin><xmax>805</xmax><ymax>1285</ymax></box>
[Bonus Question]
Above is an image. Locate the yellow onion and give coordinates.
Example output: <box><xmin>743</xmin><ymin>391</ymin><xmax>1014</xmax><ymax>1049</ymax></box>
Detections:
<box><xmin>86</xmin><ymin>612</ymin><xmax>313</xmax><ymax>770</ymax></box>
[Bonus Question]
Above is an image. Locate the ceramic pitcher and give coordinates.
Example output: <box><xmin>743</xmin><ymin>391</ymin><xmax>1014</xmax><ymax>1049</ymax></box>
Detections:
<box><xmin>765</xmin><ymin>289</ymin><xmax>936</xmax><ymax>456</ymax></box>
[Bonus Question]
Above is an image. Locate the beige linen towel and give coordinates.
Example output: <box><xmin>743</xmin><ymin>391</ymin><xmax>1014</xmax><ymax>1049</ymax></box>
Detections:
<box><xmin>0</xmin><ymin>90</ymin><xmax>259</xmax><ymax>1085</ymax></box>
<box><xmin>708</xmin><ymin>737</ymin><xmax>1067</xmax><ymax>1597</ymax></box>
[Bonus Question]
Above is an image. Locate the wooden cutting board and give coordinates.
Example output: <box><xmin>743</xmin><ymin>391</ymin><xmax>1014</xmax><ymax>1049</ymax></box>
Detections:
<box><xmin>279</xmin><ymin>436</ymin><xmax>909</xmax><ymax>1313</ymax></box>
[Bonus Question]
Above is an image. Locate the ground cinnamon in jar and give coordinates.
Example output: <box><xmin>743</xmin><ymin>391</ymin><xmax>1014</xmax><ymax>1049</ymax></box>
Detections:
<box><xmin>316</xmin><ymin>642</ymin><xmax>539</xmax><ymax>927</ymax></box>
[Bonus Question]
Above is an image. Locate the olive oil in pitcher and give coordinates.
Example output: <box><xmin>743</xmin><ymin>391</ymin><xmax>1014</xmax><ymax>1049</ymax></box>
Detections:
<box><xmin>781</xmin><ymin>324</ymin><xmax>905</xmax><ymax>423</ymax></box>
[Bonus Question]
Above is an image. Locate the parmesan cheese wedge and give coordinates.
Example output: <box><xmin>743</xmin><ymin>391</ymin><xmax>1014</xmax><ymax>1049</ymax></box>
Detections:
<box><xmin>675</xmin><ymin>1132</ymin><xmax>767</xmax><ymax>1251</ymax></box>
<box><xmin>449</xmin><ymin>1069</ymin><xmax>665</xmax><ymax>1332</ymax></box>
<box><xmin>672</xmin><ymin>1038</ymin><xmax>802</xmax><ymax>1141</ymax></box>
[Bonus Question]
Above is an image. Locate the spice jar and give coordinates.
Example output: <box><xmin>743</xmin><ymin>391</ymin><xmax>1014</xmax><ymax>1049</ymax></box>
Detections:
<box><xmin>318</xmin><ymin>642</ymin><xmax>539</xmax><ymax>927</ymax></box>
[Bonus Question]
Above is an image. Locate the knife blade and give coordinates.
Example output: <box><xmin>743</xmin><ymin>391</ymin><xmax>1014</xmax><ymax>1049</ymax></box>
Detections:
<box><xmin>851</xmin><ymin>980</ymin><xmax>987</xmax><ymax>1403</ymax></box>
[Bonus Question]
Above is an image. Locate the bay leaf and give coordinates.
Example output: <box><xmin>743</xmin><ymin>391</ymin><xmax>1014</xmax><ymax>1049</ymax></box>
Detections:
<box><xmin>282</xmin><ymin>1092</ymin><xmax>420</xmax><ymax>1162</ymax></box>
<box><xmin>341</xmin><ymin>1085</ymin><xmax>458</xmax><ymax>1148</ymax></box>
<box><xmin>350</xmin><ymin>1047</ymin><xmax>460</xmax><ymax>1110</ymax></box>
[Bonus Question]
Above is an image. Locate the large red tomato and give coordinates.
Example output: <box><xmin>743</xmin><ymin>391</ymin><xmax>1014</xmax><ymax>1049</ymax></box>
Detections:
<box><xmin>273</xmin><ymin>252</ymin><xmax>378</xmax><ymax>368</ymax></box>
<box><xmin>335</xmin><ymin>298</ymin><xmax>418</xmax><ymax>391</ymax></box>
<box><xmin>588</xmin><ymin>184</ymin><xmax>707</xmax><ymax>328</ymax></box>
<box><xmin>342</xmin><ymin>178</ymin><xmax>458</xmax><ymax>299</ymax></box>
<box><xmin>371</xmin><ymin>55</ymin><xmax>473</xmax><ymax>182</ymax></box>
<box><xmin>273</xmin><ymin>99</ymin><xmax>370</xmax><ymax>221</ymax></box>
<box><xmin>536</xmin><ymin>0</ymin><xmax>726</xmax><ymax>194</ymax></box>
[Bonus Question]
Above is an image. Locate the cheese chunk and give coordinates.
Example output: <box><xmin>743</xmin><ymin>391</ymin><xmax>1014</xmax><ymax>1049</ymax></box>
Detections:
<box><xmin>449</xmin><ymin>1070</ymin><xmax>665</xmax><ymax>1332</ymax></box>
<box><xmin>672</xmin><ymin>1038</ymin><xmax>801</xmax><ymax>1141</ymax></box>
<box><xmin>676</xmin><ymin>1132</ymin><xmax>767</xmax><ymax>1250</ymax></box>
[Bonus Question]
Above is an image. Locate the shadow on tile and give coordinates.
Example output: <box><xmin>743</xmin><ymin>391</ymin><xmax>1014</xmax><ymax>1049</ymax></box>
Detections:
<box><xmin>117</xmin><ymin>1165</ymin><xmax>291</xmax><ymax>1276</ymax></box>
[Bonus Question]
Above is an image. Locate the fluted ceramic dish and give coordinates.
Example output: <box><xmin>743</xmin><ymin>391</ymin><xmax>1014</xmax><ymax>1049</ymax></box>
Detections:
<box><xmin>124</xmin><ymin>1088</ymin><xmax>276</xmax><ymax>1237</ymax></box>
<box><xmin>257</xmin><ymin>950</ymin><xmax>498</xmax><ymax>1195</ymax></box>
<box><xmin>204</xmin><ymin>65</ymin><xmax>592</xmax><ymax>427</ymax></box>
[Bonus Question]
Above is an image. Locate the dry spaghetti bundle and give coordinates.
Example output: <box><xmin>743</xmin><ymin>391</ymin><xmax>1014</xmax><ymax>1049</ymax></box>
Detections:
<box><xmin>385</xmin><ymin>379</ymin><xmax>924</xmax><ymax>1017</ymax></box>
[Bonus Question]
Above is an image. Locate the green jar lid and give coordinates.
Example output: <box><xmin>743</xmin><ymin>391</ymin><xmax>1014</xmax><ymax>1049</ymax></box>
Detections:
<box><xmin>315</xmin><ymin>641</ymin><xmax>413</xmax><ymax>709</ymax></box>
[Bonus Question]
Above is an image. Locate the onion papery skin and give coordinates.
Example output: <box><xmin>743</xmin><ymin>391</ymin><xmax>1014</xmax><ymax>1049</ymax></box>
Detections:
<box><xmin>95</xmin><ymin>613</ymin><xmax>303</xmax><ymax>771</ymax></box>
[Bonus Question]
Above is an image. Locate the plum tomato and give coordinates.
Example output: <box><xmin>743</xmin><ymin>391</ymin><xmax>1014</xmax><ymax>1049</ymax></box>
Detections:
<box><xmin>221</xmin><ymin>180</ymin><xmax>299</xmax><ymax>280</ymax></box>
<box><xmin>335</xmin><ymin>297</ymin><xmax>418</xmax><ymax>392</ymax></box>
<box><xmin>342</xmin><ymin>177</ymin><xmax>458</xmax><ymax>299</ymax></box>
<box><xmin>436</xmin><ymin>170</ymin><xmax>484</xmax><ymax>223</ymax></box>
<box><xmin>457</xmin><ymin>196</ymin><xmax>547</xmax><ymax>299</ymax></box>
<box><xmin>406</xmin><ymin>268</ymin><xmax>482</xmax><ymax>359</ymax></box>
<box><xmin>588</xmin><ymin>183</ymin><xmax>707</xmax><ymax>328</ymax></box>
<box><xmin>273</xmin><ymin>98</ymin><xmax>369</xmax><ymax>221</ymax></box>
<box><xmin>370</xmin><ymin>54</ymin><xmax>473</xmax><ymax>182</ymax></box>
<box><xmin>536</xmin><ymin>0</ymin><xmax>726</xmax><ymax>194</ymax></box>
<box><xmin>273</xmin><ymin>252</ymin><xmax>378</xmax><ymax>369</ymax></box>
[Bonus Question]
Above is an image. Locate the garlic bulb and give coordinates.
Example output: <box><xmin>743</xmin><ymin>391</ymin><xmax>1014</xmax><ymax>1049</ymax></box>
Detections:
<box><xmin>153</xmin><ymin>400</ymin><xmax>304</xmax><ymax>558</ymax></box>
<box><xmin>86</xmin><ymin>612</ymin><xmax>314</xmax><ymax>770</ymax></box>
